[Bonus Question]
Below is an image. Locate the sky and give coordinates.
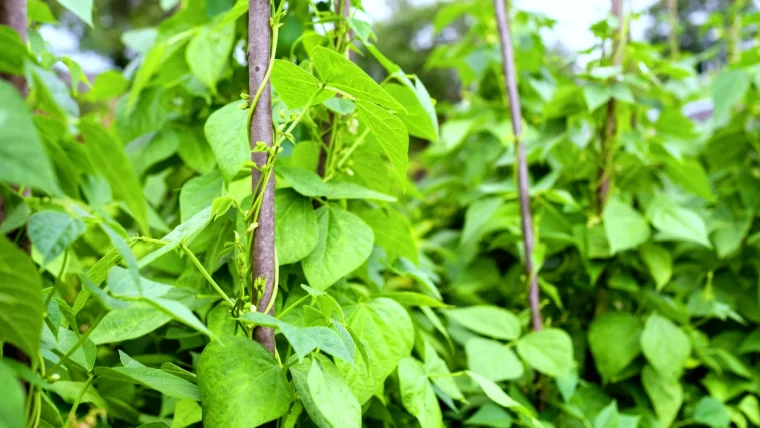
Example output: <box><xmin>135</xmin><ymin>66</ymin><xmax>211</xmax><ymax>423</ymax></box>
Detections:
<box><xmin>364</xmin><ymin>0</ymin><xmax>662</xmax><ymax>52</ymax></box>
<box><xmin>41</xmin><ymin>0</ymin><xmax>731</xmax><ymax>74</ymax></box>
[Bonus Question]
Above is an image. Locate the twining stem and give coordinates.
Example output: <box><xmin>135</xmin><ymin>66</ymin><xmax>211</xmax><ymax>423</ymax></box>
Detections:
<box><xmin>181</xmin><ymin>243</ymin><xmax>234</xmax><ymax>307</ymax></box>
<box><xmin>492</xmin><ymin>0</ymin><xmax>542</xmax><ymax>331</ymax></box>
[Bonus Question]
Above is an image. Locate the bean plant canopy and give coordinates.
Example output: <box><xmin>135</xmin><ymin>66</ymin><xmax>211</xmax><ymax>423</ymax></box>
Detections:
<box><xmin>1</xmin><ymin>0</ymin><xmax>759</xmax><ymax>427</ymax></box>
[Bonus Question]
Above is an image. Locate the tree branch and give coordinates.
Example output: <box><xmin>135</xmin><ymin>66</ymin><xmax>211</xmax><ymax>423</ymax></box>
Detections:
<box><xmin>492</xmin><ymin>0</ymin><xmax>542</xmax><ymax>331</ymax></box>
<box><xmin>248</xmin><ymin>0</ymin><xmax>276</xmax><ymax>354</ymax></box>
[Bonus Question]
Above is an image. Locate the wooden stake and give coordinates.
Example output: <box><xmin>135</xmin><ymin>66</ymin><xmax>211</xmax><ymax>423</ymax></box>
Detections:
<box><xmin>248</xmin><ymin>0</ymin><xmax>276</xmax><ymax>354</ymax></box>
<box><xmin>492</xmin><ymin>0</ymin><xmax>542</xmax><ymax>331</ymax></box>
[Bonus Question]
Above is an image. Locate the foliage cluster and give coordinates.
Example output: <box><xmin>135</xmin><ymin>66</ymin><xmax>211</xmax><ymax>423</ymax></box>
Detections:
<box><xmin>1</xmin><ymin>0</ymin><xmax>760</xmax><ymax>428</ymax></box>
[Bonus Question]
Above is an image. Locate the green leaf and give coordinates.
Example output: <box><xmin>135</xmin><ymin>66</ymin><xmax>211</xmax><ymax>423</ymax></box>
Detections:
<box><xmin>398</xmin><ymin>357</ymin><xmax>444</xmax><ymax>428</ymax></box>
<box><xmin>641</xmin><ymin>313</ymin><xmax>690</xmax><ymax>380</ymax></box>
<box><xmin>176</xmin><ymin>126</ymin><xmax>216</xmax><ymax>174</ymax></box>
<box><xmin>739</xmin><ymin>395</ymin><xmax>760</xmax><ymax>425</ymax></box>
<box><xmin>129</xmin><ymin>128</ymin><xmax>180</xmax><ymax>178</ymax></box>
<box><xmin>0</xmin><ymin>236</ymin><xmax>43</xmax><ymax>360</ymax></box>
<box><xmin>380</xmin><ymin>292</ymin><xmax>449</xmax><ymax>308</ymax></box>
<box><xmin>138</xmin><ymin>207</ymin><xmax>212</xmax><ymax>268</ymax></box>
<box><xmin>712</xmin><ymin>69</ymin><xmax>750</xmax><ymax>126</ymax></box>
<box><xmin>186</xmin><ymin>23</ymin><xmax>235</xmax><ymax>93</ymax></box>
<box><xmin>356</xmin><ymin>100</ymin><xmax>409</xmax><ymax>185</ymax></box>
<box><xmin>466</xmin><ymin>337</ymin><xmax>524</xmax><ymax>382</ymax></box>
<box><xmin>171</xmin><ymin>399</ymin><xmax>202</xmax><ymax>428</ymax></box>
<box><xmin>204</xmin><ymin>102</ymin><xmax>250</xmax><ymax>183</ymax></box>
<box><xmin>0</xmin><ymin>81</ymin><xmax>61</xmax><ymax>196</ymax></box>
<box><xmin>277</xmin><ymin>166</ymin><xmax>396</xmax><ymax>202</ymax></box>
<box><xmin>96</xmin><ymin>352</ymin><xmax>199</xmax><ymax>400</ymax></box>
<box><xmin>583</xmin><ymin>83</ymin><xmax>611</xmax><ymax>111</ymax></box>
<box><xmin>602</xmin><ymin>197</ymin><xmax>650</xmax><ymax>254</ymax></box>
<box><xmin>355</xmin><ymin>206</ymin><xmax>418</xmax><ymax>264</ymax></box>
<box><xmin>56</xmin><ymin>0</ymin><xmax>93</xmax><ymax>26</ymax></box>
<box><xmin>275</xmin><ymin>188</ymin><xmax>318</xmax><ymax>265</ymax></box>
<box><xmin>239</xmin><ymin>312</ymin><xmax>354</xmax><ymax>364</ymax></box>
<box><xmin>646</xmin><ymin>197</ymin><xmax>711</xmax><ymax>248</ymax></box>
<box><xmin>86</xmin><ymin>70</ymin><xmax>128</xmax><ymax>101</ymax></box>
<box><xmin>423</xmin><ymin>340</ymin><xmax>463</xmax><ymax>400</ymax></box>
<box><xmin>335</xmin><ymin>298</ymin><xmax>414</xmax><ymax>404</ymax></box>
<box><xmin>49</xmin><ymin>380</ymin><xmax>105</xmax><ymax>408</ymax></box>
<box><xmin>640</xmin><ymin>244</ymin><xmax>672</xmax><ymax>290</ymax></box>
<box><xmin>464</xmin><ymin>403</ymin><xmax>513</xmax><ymax>427</ymax></box>
<box><xmin>0</xmin><ymin>360</ymin><xmax>25</xmax><ymax>428</ymax></box>
<box><xmin>460</xmin><ymin>197</ymin><xmax>503</xmax><ymax>246</ymax></box>
<box><xmin>145</xmin><ymin>297</ymin><xmax>215</xmax><ymax>339</ymax></box>
<box><xmin>693</xmin><ymin>397</ymin><xmax>730</xmax><ymax>428</ymax></box>
<box><xmin>0</xmin><ymin>26</ymin><xmax>29</xmax><ymax>75</ymax></box>
<box><xmin>311</xmin><ymin>46</ymin><xmax>403</xmax><ymax>111</ymax></box>
<box><xmin>180</xmin><ymin>170</ymin><xmax>223</xmax><ymax>223</ymax></box>
<box><xmin>197</xmin><ymin>336</ymin><xmax>290</xmax><ymax>427</ymax></box>
<box><xmin>588</xmin><ymin>312</ymin><xmax>641</xmax><ymax>382</ymax></box>
<box><xmin>302</xmin><ymin>206</ymin><xmax>374</xmax><ymax>291</ymax></box>
<box><xmin>81</xmin><ymin>120</ymin><xmax>149</xmax><ymax>233</ymax></box>
<box><xmin>516</xmin><ymin>328</ymin><xmax>574</xmax><ymax>378</ymax></box>
<box><xmin>446</xmin><ymin>305</ymin><xmax>520</xmax><ymax>341</ymax></box>
<box><xmin>594</xmin><ymin>401</ymin><xmax>620</xmax><ymax>428</ymax></box>
<box><xmin>467</xmin><ymin>371</ymin><xmax>522</xmax><ymax>408</ymax></box>
<box><xmin>662</xmin><ymin>157</ymin><xmax>716</xmax><ymax>202</ymax></box>
<box><xmin>271</xmin><ymin>60</ymin><xmax>331</xmax><ymax>109</ymax></box>
<box><xmin>290</xmin><ymin>355</ymin><xmax>362</xmax><ymax>428</ymax></box>
<box><xmin>89</xmin><ymin>302</ymin><xmax>171</xmax><ymax>345</ymax></box>
<box><xmin>384</xmin><ymin>82</ymin><xmax>439</xmax><ymax>141</ymax></box>
<box><xmin>27</xmin><ymin>64</ymin><xmax>79</xmax><ymax>118</ymax></box>
<box><xmin>28</xmin><ymin>211</ymin><xmax>85</xmax><ymax>265</ymax></box>
<box><xmin>28</xmin><ymin>1</ymin><xmax>56</xmax><ymax>24</ymax></box>
<box><xmin>642</xmin><ymin>365</ymin><xmax>683</xmax><ymax>427</ymax></box>
<box><xmin>53</xmin><ymin>328</ymin><xmax>96</xmax><ymax>372</ymax></box>
<box><xmin>323</xmin><ymin>97</ymin><xmax>355</xmax><ymax>114</ymax></box>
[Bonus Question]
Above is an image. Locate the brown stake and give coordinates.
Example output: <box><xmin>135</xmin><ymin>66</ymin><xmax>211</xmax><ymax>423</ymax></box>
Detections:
<box><xmin>0</xmin><ymin>0</ymin><xmax>28</xmax><ymax>96</ymax></box>
<box><xmin>248</xmin><ymin>0</ymin><xmax>276</xmax><ymax>354</ymax></box>
<box><xmin>492</xmin><ymin>0</ymin><xmax>542</xmax><ymax>331</ymax></box>
<box><xmin>667</xmin><ymin>0</ymin><xmax>679</xmax><ymax>59</ymax></box>
<box><xmin>598</xmin><ymin>0</ymin><xmax>624</xmax><ymax>212</ymax></box>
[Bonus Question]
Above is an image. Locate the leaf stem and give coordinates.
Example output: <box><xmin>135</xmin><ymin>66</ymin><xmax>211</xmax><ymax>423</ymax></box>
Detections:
<box><xmin>63</xmin><ymin>375</ymin><xmax>94</xmax><ymax>428</ymax></box>
<box><xmin>324</xmin><ymin>127</ymin><xmax>370</xmax><ymax>181</ymax></box>
<box><xmin>49</xmin><ymin>311</ymin><xmax>106</xmax><ymax>374</ymax></box>
<box><xmin>181</xmin><ymin>243</ymin><xmax>234</xmax><ymax>307</ymax></box>
<box><xmin>276</xmin><ymin>294</ymin><xmax>311</xmax><ymax>319</ymax></box>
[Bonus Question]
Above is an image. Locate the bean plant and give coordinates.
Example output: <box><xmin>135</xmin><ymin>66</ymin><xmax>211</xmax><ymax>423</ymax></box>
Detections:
<box><xmin>1</xmin><ymin>0</ymin><xmax>759</xmax><ymax>427</ymax></box>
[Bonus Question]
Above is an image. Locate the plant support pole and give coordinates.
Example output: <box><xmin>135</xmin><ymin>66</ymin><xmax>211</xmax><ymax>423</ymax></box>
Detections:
<box><xmin>248</xmin><ymin>0</ymin><xmax>276</xmax><ymax>354</ymax></box>
<box><xmin>598</xmin><ymin>0</ymin><xmax>624</xmax><ymax>212</ymax></box>
<box><xmin>492</xmin><ymin>0</ymin><xmax>542</xmax><ymax>331</ymax></box>
<box><xmin>0</xmin><ymin>0</ymin><xmax>27</xmax><ymax>96</ymax></box>
<box><xmin>667</xmin><ymin>0</ymin><xmax>679</xmax><ymax>59</ymax></box>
